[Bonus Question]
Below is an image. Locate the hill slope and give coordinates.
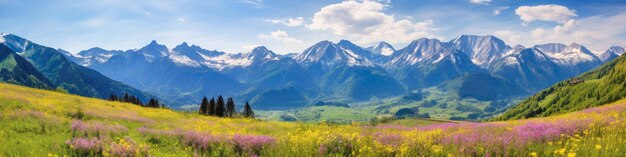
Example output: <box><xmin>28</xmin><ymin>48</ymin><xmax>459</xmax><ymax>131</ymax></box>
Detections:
<box><xmin>494</xmin><ymin>54</ymin><xmax>626</xmax><ymax>120</ymax></box>
<box><xmin>0</xmin><ymin>45</ymin><xmax>52</xmax><ymax>89</ymax></box>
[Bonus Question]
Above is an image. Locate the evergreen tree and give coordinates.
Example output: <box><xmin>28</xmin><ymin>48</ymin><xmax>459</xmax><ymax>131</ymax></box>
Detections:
<box><xmin>199</xmin><ymin>97</ymin><xmax>209</xmax><ymax>115</ymax></box>
<box><xmin>148</xmin><ymin>99</ymin><xmax>155</xmax><ymax>107</ymax></box>
<box><xmin>226</xmin><ymin>97</ymin><xmax>236</xmax><ymax>117</ymax></box>
<box><xmin>108</xmin><ymin>94</ymin><xmax>120</xmax><ymax>101</ymax></box>
<box><xmin>216</xmin><ymin>95</ymin><xmax>226</xmax><ymax>117</ymax></box>
<box><xmin>243</xmin><ymin>101</ymin><xmax>255</xmax><ymax>118</ymax></box>
<box><xmin>208</xmin><ymin>98</ymin><xmax>216</xmax><ymax>116</ymax></box>
<box><xmin>123</xmin><ymin>93</ymin><xmax>130</xmax><ymax>102</ymax></box>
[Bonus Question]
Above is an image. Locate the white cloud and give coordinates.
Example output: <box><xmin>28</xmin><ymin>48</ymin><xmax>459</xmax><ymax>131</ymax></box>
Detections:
<box><xmin>530</xmin><ymin>19</ymin><xmax>579</xmax><ymax>44</ymax></box>
<box><xmin>240</xmin><ymin>0</ymin><xmax>263</xmax><ymax>8</ymax></box>
<box><xmin>469</xmin><ymin>0</ymin><xmax>491</xmax><ymax>5</ymax></box>
<box><xmin>515</xmin><ymin>5</ymin><xmax>577</xmax><ymax>24</ymax></box>
<box><xmin>493</xmin><ymin>30</ymin><xmax>521</xmax><ymax>44</ymax></box>
<box><xmin>177</xmin><ymin>18</ymin><xmax>186</xmax><ymax>22</ymax></box>
<box><xmin>258</xmin><ymin>30</ymin><xmax>303</xmax><ymax>44</ymax></box>
<box><xmin>529</xmin><ymin>13</ymin><xmax>626</xmax><ymax>50</ymax></box>
<box><xmin>265</xmin><ymin>17</ymin><xmax>304</xmax><ymax>27</ymax></box>
<box><xmin>242</xmin><ymin>44</ymin><xmax>262</xmax><ymax>52</ymax></box>
<box><xmin>493</xmin><ymin>6</ymin><xmax>509</xmax><ymax>15</ymax></box>
<box><xmin>308</xmin><ymin>0</ymin><xmax>438</xmax><ymax>46</ymax></box>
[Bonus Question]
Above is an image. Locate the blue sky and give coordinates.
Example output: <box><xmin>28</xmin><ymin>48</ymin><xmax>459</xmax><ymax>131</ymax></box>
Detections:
<box><xmin>1</xmin><ymin>0</ymin><xmax>625</xmax><ymax>54</ymax></box>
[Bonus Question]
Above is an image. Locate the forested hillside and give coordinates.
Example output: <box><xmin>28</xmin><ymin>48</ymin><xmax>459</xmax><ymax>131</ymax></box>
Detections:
<box><xmin>494</xmin><ymin>54</ymin><xmax>626</xmax><ymax>120</ymax></box>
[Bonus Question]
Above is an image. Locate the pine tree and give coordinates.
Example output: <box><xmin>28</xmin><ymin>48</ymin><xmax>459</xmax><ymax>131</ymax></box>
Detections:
<box><xmin>208</xmin><ymin>98</ymin><xmax>216</xmax><ymax>116</ymax></box>
<box><xmin>243</xmin><ymin>101</ymin><xmax>255</xmax><ymax>118</ymax></box>
<box><xmin>199</xmin><ymin>97</ymin><xmax>209</xmax><ymax>115</ymax></box>
<box><xmin>148</xmin><ymin>99</ymin><xmax>155</xmax><ymax>107</ymax></box>
<box><xmin>216</xmin><ymin>95</ymin><xmax>226</xmax><ymax>117</ymax></box>
<box><xmin>226</xmin><ymin>97</ymin><xmax>236</xmax><ymax>117</ymax></box>
<box><xmin>109</xmin><ymin>94</ymin><xmax>116</xmax><ymax>101</ymax></box>
<box><xmin>123</xmin><ymin>93</ymin><xmax>130</xmax><ymax>102</ymax></box>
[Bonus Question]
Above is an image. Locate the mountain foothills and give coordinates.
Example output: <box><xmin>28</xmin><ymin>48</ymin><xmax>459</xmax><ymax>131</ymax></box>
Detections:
<box><xmin>2</xmin><ymin>33</ymin><xmax>625</xmax><ymax>118</ymax></box>
<box><xmin>0</xmin><ymin>33</ymin><xmax>152</xmax><ymax>102</ymax></box>
<box><xmin>495</xmin><ymin>53</ymin><xmax>626</xmax><ymax>120</ymax></box>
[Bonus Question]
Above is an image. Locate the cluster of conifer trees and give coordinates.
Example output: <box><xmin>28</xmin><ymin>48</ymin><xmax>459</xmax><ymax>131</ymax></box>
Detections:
<box><xmin>198</xmin><ymin>96</ymin><xmax>254</xmax><ymax>118</ymax></box>
<box><xmin>108</xmin><ymin>93</ymin><xmax>166</xmax><ymax>108</ymax></box>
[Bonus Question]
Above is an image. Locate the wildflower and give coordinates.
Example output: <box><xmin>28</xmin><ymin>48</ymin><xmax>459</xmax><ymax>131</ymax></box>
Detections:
<box><xmin>568</xmin><ymin>152</ymin><xmax>576</xmax><ymax>157</ymax></box>
<box><xmin>232</xmin><ymin>134</ymin><xmax>276</xmax><ymax>156</ymax></box>
<box><xmin>65</xmin><ymin>137</ymin><xmax>103</xmax><ymax>154</ymax></box>
<box><xmin>557</xmin><ymin>148</ymin><xmax>566</xmax><ymax>155</ymax></box>
<box><xmin>108</xmin><ymin>137</ymin><xmax>147</xmax><ymax>157</ymax></box>
<box><xmin>431</xmin><ymin>145</ymin><xmax>443</xmax><ymax>153</ymax></box>
<box><xmin>596</xmin><ymin>144</ymin><xmax>602</xmax><ymax>150</ymax></box>
<box><xmin>530</xmin><ymin>152</ymin><xmax>538</xmax><ymax>157</ymax></box>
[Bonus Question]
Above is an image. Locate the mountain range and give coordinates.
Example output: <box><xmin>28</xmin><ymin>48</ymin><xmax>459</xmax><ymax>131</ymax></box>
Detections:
<box><xmin>2</xmin><ymin>33</ymin><xmax>623</xmax><ymax>110</ymax></box>
<box><xmin>0</xmin><ymin>33</ymin><xmax>152</xmax><ymax>102</ymax></box>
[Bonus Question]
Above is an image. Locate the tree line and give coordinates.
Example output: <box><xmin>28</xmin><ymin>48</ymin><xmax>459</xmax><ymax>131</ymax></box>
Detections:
<box><xmin>198</xmin><ymin>95</ymin><xmax>254</xmax><ymax>118</ymax></box>
<box><xmin>108</xmin><ymin>93</ymin><xmax>166</xmax><ymax>108</ymax></box>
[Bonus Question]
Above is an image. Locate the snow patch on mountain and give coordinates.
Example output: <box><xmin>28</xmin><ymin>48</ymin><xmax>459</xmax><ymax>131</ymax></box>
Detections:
<box><xmin>294</xmin><ymin>41</ymin><xmax>376</xmax><ymax>68</ymax></box>
<box><xmin>449</xmin><ymin>35</ymin><xmax>510</xmax><ymax>67</ymax></box>
<box><xmin>196</xmin><ymin>47</ymin><xmax>282</xmax><ymax>70</ymax></box>
<box><xmin>169</xmin><ymin>54</ymin><xmax>201</xmax><ymax>67</ymax></box>
<box><xmin>199</xmin><ymin>54</ymin><xmax>252</xmax><ymax>70</ymax></box>
<box><xmin>0</xmin><ymin>33</ymin><xmax>32</xmax><ymax>53</ymax></box>
<box><xmin>343</xmin><ymin>49</ymin><xmax>376</xmax><ymax>67</ymax></box>
<box><xmin>368</xmin><ymin>42</ymin><xmax>395</xmax><ymax>56</ymax></box>
<box><xmin>538</xmin><ymin>43</ymin><xmax>600</xmax><ymax>66</ymax></box>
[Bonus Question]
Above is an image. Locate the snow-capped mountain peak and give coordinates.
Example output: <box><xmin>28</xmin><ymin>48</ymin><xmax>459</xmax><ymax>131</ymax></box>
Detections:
<box><xmin>607</xmin><ymin>46</ymin><xmax>625</xmax><ymax>56</ymax></box>
<box><xmin>385</xmin><ymin>38</ymin><xmax>462</xmax><ymax>66</ymax></box>
<box><xmin>0</xmin><ymin>33</ymin><xmax>33</xmax><ymax>53</ymax></box>
<box><xmin>449</xmin><ymin>35</ymin><xmax>510</xmax><ymax>67</ymax></box>
<box><xmin>398</xmin><ymin>38</ymin><xmax>452</xmax><ymax>59</ymax></box>
<box><xmin>534</xmin><ymin>43</ymin><xmax>601</xmax><ymax>66</ymax></box>
<box><xmin>247</xmin><ymin>46</ymin><xmax>279</xmax><ymax>61</ymax></box>
<box><xmin>368</xmin><ymin>42</ymin><xmax>395</xmax><ymax>56</ymax></box>
<box><xmin>73</xmin><ymin>47</ymin><xmax>123</xmax><ymax>66</ymax></box>
<box><xmin>535</xmin><ymin>43</ymin><xmax>567</xmax><ymax>54</ymax></box>
<box><xmin>294</xmin><ymin>40</ymin><xmax>375</xmax><ymax>68</ymax></box>
<box><xmin>596</xmin><ymin>46</ymin><xmax>625</xmax><ymax>61</ymax></box>
<box><xmin>137</xmin><ymin>40</ymin><xmax>169</xmax><ymax>58</ymax></box>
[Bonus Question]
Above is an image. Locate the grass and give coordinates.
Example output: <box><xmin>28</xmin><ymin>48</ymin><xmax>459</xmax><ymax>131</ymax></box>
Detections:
<box><xmin>1</xmin><ymin>82</ymin><xmax>626</xmax><ymax>156</ymax></box>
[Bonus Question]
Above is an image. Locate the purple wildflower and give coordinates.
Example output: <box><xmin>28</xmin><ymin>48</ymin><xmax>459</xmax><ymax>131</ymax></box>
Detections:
<box><xmin>70</xmin><ymin>120</ymin><xmax>128</xmax><ymax>136</ymax></box>
<box><xmin>232</xmin><ymin>134</ymin><xmax>276</xmax><ymax>156</ymax></box>
<box><xmin>66</xmin><ymin>137</ymin><xmax>103</xmax><ymax>155</ymax></box>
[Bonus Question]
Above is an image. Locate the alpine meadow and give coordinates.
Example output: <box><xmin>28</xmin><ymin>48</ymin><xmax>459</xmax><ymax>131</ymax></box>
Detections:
<box><xmin>1</xmin><ymin>0</ymin><xmax>626</xmax><ymax>157</ymax></box>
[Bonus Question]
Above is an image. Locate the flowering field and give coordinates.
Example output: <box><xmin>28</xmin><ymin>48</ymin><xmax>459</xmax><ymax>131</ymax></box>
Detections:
<box><xmin>0</xmin><ymin>83</ymin><xmax>625</xmax><ymax>157</ymax></box>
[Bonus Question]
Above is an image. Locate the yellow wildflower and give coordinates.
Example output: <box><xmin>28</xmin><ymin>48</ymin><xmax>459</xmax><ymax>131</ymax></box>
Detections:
<box><xmin>530</xmin><ymin>152</ymin><xmax>538</xmax><ymax>157</ymax></box>
<box><xmin>431</xmin><ymin>145</ymin><xmax>443</xmax><ymax>153</ymax></box>
<box><xmin>557</xmin><ymin>148</ymin><xmax>567</xmax><ymax>155</ymax></box>
<box><xmin>568</xmin><ymin>152</ymin><xmax>576</xmax><ymax>157</ymax></box>
<box><xmin>596</xmin><ymin>144</ymin><xmax>602</xmax><ymax>150</ymax></box>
